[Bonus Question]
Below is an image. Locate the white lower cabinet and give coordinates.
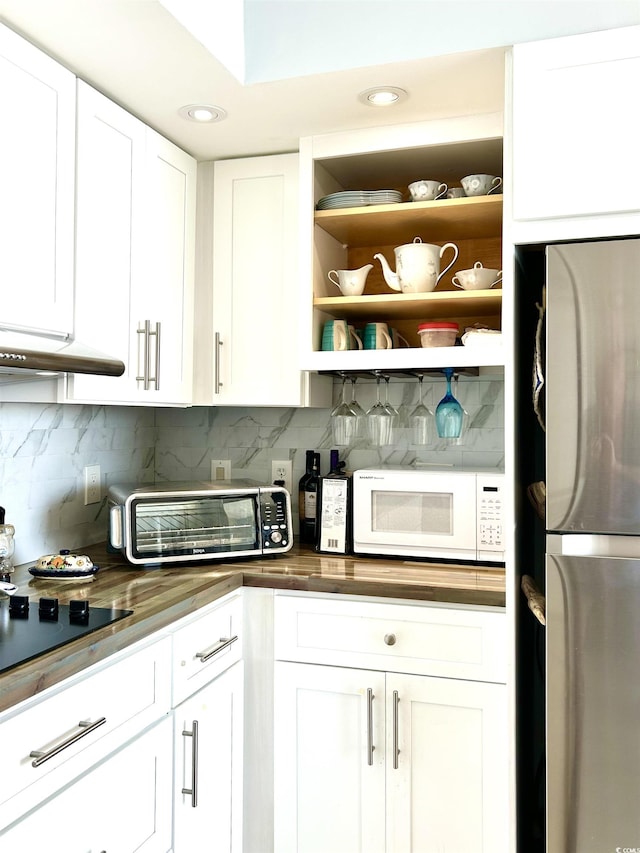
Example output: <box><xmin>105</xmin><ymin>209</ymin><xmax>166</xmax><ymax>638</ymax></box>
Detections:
<box><xmin>173</xmin><ymin>661</ymin><xmax>244</xmax><ymax>852</ymax></box>
<box><xmin>274</xmin><ymin>663</ymin><xmax>507</xmax><ymax>853</ymax></box>
<box><xmin>273</xmin><ymin>593</ymin><xmax>508</xmax><ymax>853</ymax></box>
<box><xmin>170</xmin><ymin>592</ymin><xmax>244</xmax><ymax>852</ymax></box>
<box><xmin>0</xmin><ymin>715</ymin><xmax>173</xmax><ymax>852</ymax></box>
<box><xmin>274</xmin><ymin>662</ymin><xmax>386</xmax><ymax>853</ymax></box>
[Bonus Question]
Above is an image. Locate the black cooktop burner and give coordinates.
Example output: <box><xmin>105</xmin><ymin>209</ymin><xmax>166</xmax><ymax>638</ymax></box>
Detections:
<box><xmin>0</xmin><ymin>597</ymin><xmax>133</xmax><ymax>675</ymax></box>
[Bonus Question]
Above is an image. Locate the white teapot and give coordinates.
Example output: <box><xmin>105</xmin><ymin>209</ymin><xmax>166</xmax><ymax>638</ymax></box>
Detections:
<box><xmin>374</xmin><ymin>237</ymin><xmax>459</xmax><ymax>293</ymax></box>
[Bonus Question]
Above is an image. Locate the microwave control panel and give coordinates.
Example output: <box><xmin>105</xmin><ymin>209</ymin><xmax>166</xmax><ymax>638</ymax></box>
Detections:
<box><xmin>477</xmin><ymin>475</ymin><xmax>504</xmax><ymax>556</ymax></box>
<box><xmin>259</xmin><ymin>488</ymin><xmax>292</xmax><ymax>550</ymax></box>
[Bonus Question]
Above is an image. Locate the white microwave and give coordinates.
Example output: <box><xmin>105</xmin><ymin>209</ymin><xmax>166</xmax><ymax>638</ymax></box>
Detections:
<box><xmin>352</xmin><ymin>467</ymin><xmax>505</xmax><ymax>563</ymax></box>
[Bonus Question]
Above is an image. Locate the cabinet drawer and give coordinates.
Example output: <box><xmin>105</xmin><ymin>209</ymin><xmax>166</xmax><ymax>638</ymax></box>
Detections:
<box><xmin>274</xmin><ymin>593</ymin><xmax>506</xmax><ymax>683</ymax></box>
<box><xmin>0</xmin><ymin>635</ymin><xmax>171</xmax><ymax>829</ymax></box>
<box><xmin>172</xmin><ymin>592</ymin><xmax>242</xmax><ymax>706</ymax></box>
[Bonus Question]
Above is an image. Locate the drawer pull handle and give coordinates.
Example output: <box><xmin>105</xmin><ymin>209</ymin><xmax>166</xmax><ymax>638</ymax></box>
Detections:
<box><xmin>367</xmin><ymin>687</ymin><xmax>375</xmax><ymax>766</ymax></box>
<box><xmin>392</xmin><ymin>690</ymin><xmax>400</xmax><ymax>769</ymax></box>
<box><xmin>195</xmin><ymin>634</ymin><xmax>238</xmax><ymax>663</ymax></box>
<box><xmin>384</xmin><ymin>633</ymin><xmax>396</xmax><ymax>646</ymax></box>
<box><xmin>30</xmin><ymin>717</ymin><xmax>107</xmax><ymax>767</ymax></box>
<box><xmin>182</xmin><ymin>720</ymin><xmax>199</xmax><ymax>807</ymax></box>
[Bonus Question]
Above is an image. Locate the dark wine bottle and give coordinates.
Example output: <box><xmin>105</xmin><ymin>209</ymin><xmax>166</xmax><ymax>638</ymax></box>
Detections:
<box><xmin>299</xmin><ymin>452</ymin><xmax>320</xmax><ymax>544</ymax></box>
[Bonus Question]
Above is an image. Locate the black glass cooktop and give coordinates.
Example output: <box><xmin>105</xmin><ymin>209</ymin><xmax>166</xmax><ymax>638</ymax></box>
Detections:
<box><xmin>0</xmin><ymin>597</ymin><xmax>133</xmax><ymax>675</ymax></box>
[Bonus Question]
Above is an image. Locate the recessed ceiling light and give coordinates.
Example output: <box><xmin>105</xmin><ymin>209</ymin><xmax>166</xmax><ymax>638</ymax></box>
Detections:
<box><xmin>178</xmin><ymin>104</ymin><xmax>227</xmax><ymax>123</ymax></box>
<box><xmin>358</xmin><ymin>86</ymin><xmax>408</xmax><ymax>107</ymax></box>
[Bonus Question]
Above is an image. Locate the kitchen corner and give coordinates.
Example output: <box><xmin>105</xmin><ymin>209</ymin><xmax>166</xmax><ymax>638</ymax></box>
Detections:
<box><xmin>1</xmin><ymin>542</ymin><xmax>504</xmax><ymax>714</ymax></box>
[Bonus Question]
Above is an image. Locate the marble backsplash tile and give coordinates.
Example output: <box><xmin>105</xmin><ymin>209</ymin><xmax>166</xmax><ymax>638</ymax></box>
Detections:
<box><xmin>0</xmin><ymin>375</ymin><xmax>503</xmax><ymax>564</ymax></box>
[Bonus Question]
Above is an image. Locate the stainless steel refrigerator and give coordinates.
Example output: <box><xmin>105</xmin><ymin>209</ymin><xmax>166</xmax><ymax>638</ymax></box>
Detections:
<box><xmin>546</xmin><ymin>237</ymin><xmax>640</xmax><ymax>851</ymax></box>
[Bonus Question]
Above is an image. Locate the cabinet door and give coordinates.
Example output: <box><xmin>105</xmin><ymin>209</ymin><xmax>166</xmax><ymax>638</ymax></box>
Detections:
<box><xmin>512</xmin><ymin>26</ymin><xmax>640</xmax><ymax>222</ymax></box>
<box><xmin>386</xmin><ymin>672</ymin><xmax>508</xmax><ymax>853</ymax></box>
<box><xmin>274</xmin><ymin>661</ymin><xmax>386</xmax><ymax>853</ymax></box>
<box><xmin>0</xmin><ymin>23</ymin><xmax>75</xmax><ymax>336</ymax></box>
<box><xmin>69</xmin><ymin>80</ymin><xmax>147</xmax><ymax>403</ymax></box>
<box><xmin>174</xmin><ymin>661</ymin><xmax>244</xmax><ymax>853</ymax></box>
<box><xmin>0</xmin><ymin>715</ymin><xmax>173</xmax><ymax>853</ymax></box>
<box><xmin>69</xmin><ymin>82</ymin><xmax>196</xmax><ymax>405</ymax></box>
<box><xmin>210</xmin><ymin>154</ymin><xmax>308</xmax><ymax>406</ymax></box>
<box><xmin>140</xmin><ymin>129</ymin><xmax>196</xmax><ymax>405</ymax></box>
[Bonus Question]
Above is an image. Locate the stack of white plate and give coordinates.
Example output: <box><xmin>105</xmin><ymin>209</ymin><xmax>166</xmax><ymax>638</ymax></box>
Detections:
<box><xmin>316</xmin><ymin>189</ymin><xmax>403</xmax><ymax>210</ymax></box>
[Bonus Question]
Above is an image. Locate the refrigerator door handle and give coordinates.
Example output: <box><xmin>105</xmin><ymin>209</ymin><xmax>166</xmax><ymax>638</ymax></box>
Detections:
<box><xmin>547</xmin><ymin>533</ymin><xmax>640</xmax><ymax>559</ymax></box>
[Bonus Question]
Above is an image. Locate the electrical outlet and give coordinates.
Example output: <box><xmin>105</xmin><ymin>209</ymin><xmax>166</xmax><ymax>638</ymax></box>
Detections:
<box><xmin>211</xmin><ymin>459</ymin><xmax>231</xmax><ymax>480</ymax></box>
<box><xmin>83</xmin><ymin>464</ymin><xmax>101</xmax><ymax>505</ymax></box>
<box><xmin>271</xmin><ymin>459</ymin><xmax>293</xmax><ymax>493</ymax></box>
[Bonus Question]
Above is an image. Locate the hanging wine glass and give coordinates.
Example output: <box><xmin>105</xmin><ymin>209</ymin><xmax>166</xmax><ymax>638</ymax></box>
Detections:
<box><xmin>348</xmin><ymin>377</ymin><xmax>367</xmax><ymax>439</ymax></box>
<box><xmin>330</xmin><ymin>376</ymin><xmax>356</xmax><ymax>446</ymax></box>
<box><xmin>367</xmin><ymin>374</ymin><xmax>395</xmax><ymax>446</ymax></box>
<box><xmin>435</xmin><ymin>368</ymin><xmax>464</xmax><ymax>438</ymax></box>
<box><xmin>452</xmin><ymin>373</ymin><xmax>471</xmax><ymax>443</ymax></box>
<box><xmin>382</xmin><ymin>375</ymin><xmax>399</xmax><ymax>420</ymax></box>
<box><xmin>410</xmin><ymin>374</ymin><xmax>433</xmax><ymax>445</ymax></box>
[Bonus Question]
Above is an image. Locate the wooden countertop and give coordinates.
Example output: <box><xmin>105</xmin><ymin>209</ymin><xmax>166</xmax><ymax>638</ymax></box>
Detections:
<box><xmin>0</xmin><ymin>543</ymin><xmax>505</xmax><ymax>713</ymax></box>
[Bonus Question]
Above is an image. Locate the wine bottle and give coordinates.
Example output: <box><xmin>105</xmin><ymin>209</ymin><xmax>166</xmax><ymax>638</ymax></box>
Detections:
<box><xmin>300</xmin><ymin>452</ymin><xmax>320</xmax><ymax>545</ymax></box>
<box><xmin>316</xmin><ymin>449</ymin><xmax>352</xmax><ymax>554</ymax></box>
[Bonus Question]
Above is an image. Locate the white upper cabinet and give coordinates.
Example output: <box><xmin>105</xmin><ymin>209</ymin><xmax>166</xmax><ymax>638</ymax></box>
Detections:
<box><xmin>510</xmin><ymin>26</ymin><xmax>640</xmax><ymax>240</ymax></box>
<box><xmin>0</xmin><ymin>23</ymin><xmax>75</xmax><ymax>337</ymax></box>
<box><xmin>67</xmin><ymin>81</ymin><xmax>196</xmax><ymax>406</ymax></box>
<box><xmin>193</xmin><ymin>154</ymin><xmax>331</xmax><ymax>407</ymax></box>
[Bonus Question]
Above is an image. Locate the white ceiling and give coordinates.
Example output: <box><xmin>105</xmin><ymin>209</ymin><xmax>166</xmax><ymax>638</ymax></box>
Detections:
<box><xmin>0</xmin><ymin>1</ymin><xmax>637</xmax><ymax>163</ymax></box>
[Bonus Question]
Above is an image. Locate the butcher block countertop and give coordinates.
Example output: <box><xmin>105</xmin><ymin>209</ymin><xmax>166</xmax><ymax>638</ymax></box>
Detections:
<box><xmin>0</xmin><ymin>543</ymin><xmax>505</xmax><ymax>713</ymax></box>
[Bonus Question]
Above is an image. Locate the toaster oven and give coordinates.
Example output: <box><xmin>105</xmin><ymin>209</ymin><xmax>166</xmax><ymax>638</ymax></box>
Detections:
<box><xmin>107</xmin><ymin>480</ymin><xmax>293</xmax><ymax>566</ymax></box>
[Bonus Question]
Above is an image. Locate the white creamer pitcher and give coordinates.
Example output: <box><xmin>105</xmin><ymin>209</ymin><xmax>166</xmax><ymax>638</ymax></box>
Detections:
<box><xmin>374</xmin><ymin>237</ymin><xmax>459</xmax><ymax>293</ymax></box>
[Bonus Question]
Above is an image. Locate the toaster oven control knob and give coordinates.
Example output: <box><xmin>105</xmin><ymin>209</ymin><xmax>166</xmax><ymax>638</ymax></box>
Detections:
<box><xmin>270</xmin><ymin>530</ymin><xmax>283</xmax><ymax>545</ymax></box>
<box><xmin>384</xmin><ymin>633</ymin><xmax>397</xmax><ymax>646</ymax></box>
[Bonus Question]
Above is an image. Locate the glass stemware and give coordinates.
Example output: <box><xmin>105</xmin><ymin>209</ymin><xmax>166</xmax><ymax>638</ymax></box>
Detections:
<box><xmin>348</xmin><ymin>377</ymin><xmax>367</xmax><ymax>439</ymax></box>
<box><xmin>382</xmin><ymin>375</ymin><xmax>399</xmax><ymax>419</ymax></box>
<box><xmin>330</xmin><ymin>376</ymin><xmax>357</xmax><ymax>446</ymax></box>
<box><xmin>435</xmin><ymin>368</ymin><xmax>464</xmax><ymax>438</ymax></box>
<box><xmin>410</xmin><ymin>374</ymin><xmax>433</xmax><ymax>445</ymax></box>
<box><xmin>367</xmin><ymin>375</ymin><xmax>395</xmax><ymax>446</ymax></box>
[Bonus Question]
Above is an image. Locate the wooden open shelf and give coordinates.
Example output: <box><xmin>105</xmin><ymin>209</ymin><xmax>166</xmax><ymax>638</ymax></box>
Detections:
<box><xmin>313</xmin><ymin>288</ymin><xmax>502</xmax><ymax>323</ymax></box>
<box><xmin>314</xmin><ymin>195</ymin><xmax>503</xmax><ymax>247</ymax></box>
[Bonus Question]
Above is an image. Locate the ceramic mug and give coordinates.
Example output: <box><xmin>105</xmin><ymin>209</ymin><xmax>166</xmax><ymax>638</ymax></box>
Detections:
<box><xmin>321</xmin><ymin>319</ymin><xmax>349</xmax><ymax>351</ymax></box>
<box><xmin>461</xmin><ymin>174</ymin><xmax>503</xmax><ymax>196</ymax></box>
<box><xmin>348</xmin><ymin>325</ymin><xmax>363</xmax><ymax>349</ymax></box>
<box><xmin>363</xmin><ymin>322</ymin><xmax>393</xmax><ymax>350</ymax></box>
<box><xmin>408</xmin><ymin>180</ymin><xmax>448</xmax><ymax>202</ymax></box>
<box><xmin>445</xmin><ymin>187</ymin><xmax>465</xmax><ymax>199</ymax></box>
<box><xmin>391</xmin><ymin>328</ymin><xmax>410</xmax><ymax>348</ymax></box>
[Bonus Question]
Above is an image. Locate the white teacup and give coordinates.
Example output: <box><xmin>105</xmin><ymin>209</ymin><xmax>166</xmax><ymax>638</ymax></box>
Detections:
<box><xmin>445</xmin><ymin>187</ymin><xmax>465</xmax><ymax>199</ymax></box>
<box><xmin>461</xmin><ymin>174</ymin><xmax>503</xmax><ymax>197</ymax></box>
<box><xmin>452</xmin><ymin>261</ymin><xmax>502</xmax><ymax>291</ymax></box>
<box><xmin>408</xmin><ymin>180</ymin><xmax>448</xmax><ymax>202</ymax></box>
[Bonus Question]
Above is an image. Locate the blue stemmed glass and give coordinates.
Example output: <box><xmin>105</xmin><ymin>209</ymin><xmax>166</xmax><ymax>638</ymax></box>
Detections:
<box><xmin>435</xmin><ymin>368</ymin><xmax>464</xmax><ymax>438</ymax></box>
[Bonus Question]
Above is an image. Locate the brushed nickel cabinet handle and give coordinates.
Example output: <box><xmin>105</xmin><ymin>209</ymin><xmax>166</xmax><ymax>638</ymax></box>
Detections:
<box><xmin>392</xmin><ymin>690</ymin><xmax>400</xmax><ymax>769</ymax></box>
<box><xmin>384</xmin><ymin>633</ymin><xmax>397</xmax><ymax>646</ymax></box>
<box><xmin>367</xmin><ymin>687</ymin><xmax>375</xmax><ymax>766</ymax></box>
<box><xmin>150</xmin><ymin>321</ymin><xmax>161</xmax><ymax>390</ymax></box>
<box><xmin>182</xmin><ymin>720</ymin><xmax>199</xmax><ymax>807</ymax></box>
<box><xmin>214</xmin><ymin>331</ymin><xmax>223</xmax><ymax>394</ymax></box>
<box><xmin>195</xmin><ymin>634</ymin><xmax>238</xmax><ymax>663</ymax></box>
<box><xmin>136</xmin><ymin>320</ymin><xmax>150</xmax><ymax>388</ymax></box>
<box><xmin>30</xmin><ymin>717</ymin><xmax>107</xmax><ymax>767</ymax></box>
